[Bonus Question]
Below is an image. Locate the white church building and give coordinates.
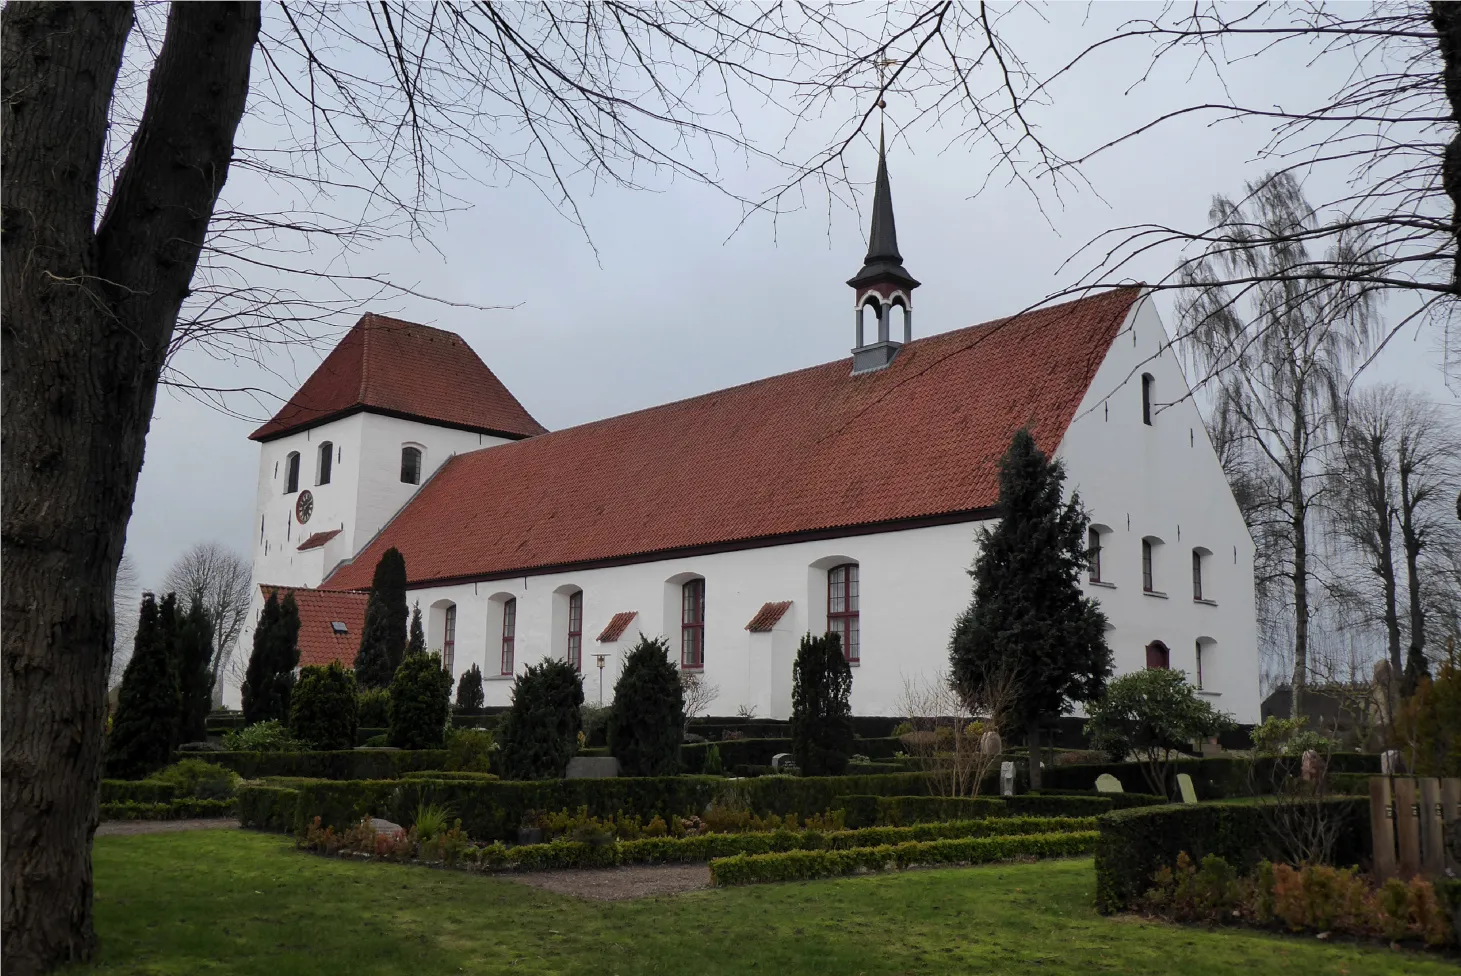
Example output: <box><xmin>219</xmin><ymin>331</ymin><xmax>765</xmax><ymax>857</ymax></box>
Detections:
<box><xmin>237</xmin><ymin>148</ymin><xmax>1262</xmax><ymax>723</ymax></box>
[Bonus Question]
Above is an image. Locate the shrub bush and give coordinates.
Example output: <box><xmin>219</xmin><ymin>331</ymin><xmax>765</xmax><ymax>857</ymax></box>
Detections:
<box><xmin>100</xmin><ymin>798</ymin><xmax>236</xmax><ymax>821</ymax></box>
<box><xmin>791</xmin><ymin>632</ymin><xmax>854</xmax><ymax>776</ymax></box>
<box><xmin>151</xmin><ymin>759</ymin><xmax>240</xmax><ymax>799</ymax></box>
<box><xmin>290</xmin><ymin>662</ymin><xmax>359</xmax><ymax>750</ymax></box>
<box><xmin>1041</xmin><ymin>754</ymin><xmax>1381</xmax><ymax>799</ymax></box>
<box><xmin>499</xmin><ymin>658</ymin><xmax>584</xmax><ymax>780</ymax></box>
<box><xmin>100</xmin><ymin>779</ymin><xmax>178</xmax><ymax>804</ymax></box>
<box><xmin>838</xmin><ymin>794</ymin><xmax>1007</xmax><ymax>828</ymax></box>
<box><xmin>237</xmin><ymin>785</ymin><xmax>301</xmax><ymax>832</ymax></box>
<box><xmin>1083</xmin><ymin>668</ymin><xmax>1233</xmax><ymax>797</ymax></box>
<box><xmin>444</xmin><ymin>727</ymin><xmax>498</xmax><ymax>773</ymax></box>
<box><xmin>455</xmin><ymin>664</ymin><xmax>486</xmax><ymax>715</ymax></box>
<box><xmin>388</xmin><ymin>652</ymin><xmax>453</xmax><ymax>749</ymax></box>
<box><xmin>357</xmin><ymin>689</ymin><xmax>391</xmax><ymax>729</ymax></box>
<box><xmin>108</xmin><ymin>592</ymin><xmax>182</xmax><ymax>779</ymax></box>
<box><xmin>354</xmin><ymin>547</ymin><xmax>408</xmax><ymax>690</ymax></box>
<box><xmin>204</xmin><ymin>748</ymin><xmax>447</xmax><ymax>781</ymax></box>
<box><xmin>1094</xmin><ymin>798</ymin><xmax>1371</xmax><ymax>913</ymax></box>
<box><xmin>242</xmin><ymin>590</ymin><xmax>300</xmax><ymax>725</ymax></box>
<box><xmin>709</xmin><ymin>830</ymin><xmax>1099</xmax><ymax>885</ymax></box>
<box><xmin>608</xmin><ymin>636</ymin><xmax>685</xmax><ymax>777</ymax></box>
<box><xmin>221</xmin><ymin>719</ymin><xmax>306</xmax><ymax>752</ymax></box>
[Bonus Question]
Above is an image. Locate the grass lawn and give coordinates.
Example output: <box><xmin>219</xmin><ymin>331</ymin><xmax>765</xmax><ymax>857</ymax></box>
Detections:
<box><xmin>68</xmin><ymin>830</ymin><xmax>1446</xmax><ymax>976</ymax></box>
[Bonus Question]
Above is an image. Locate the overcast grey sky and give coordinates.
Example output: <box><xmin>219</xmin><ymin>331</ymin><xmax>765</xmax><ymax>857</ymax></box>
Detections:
<box><xmin>124</xmin><ymin>3</ymin><xmax>1456</xmax><ymax>590</ymax></box>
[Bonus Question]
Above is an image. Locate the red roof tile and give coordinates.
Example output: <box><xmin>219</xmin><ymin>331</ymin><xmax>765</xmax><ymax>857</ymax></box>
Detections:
<box><xmin>745</xmin><ymin>601</ymin><xmax>793</xmax><ymax>632</ymax></box>
<box><xmin>297</xmin><ymin>528</ymin><xmax>342</xmax><ymax>551</ymax></box>
<box><xmin>324</xmin><ymin>288</ymin><xmax>1142</xmax><ymax>589</ymax></box>
<box><xmin>596</xmin><ymin>611</ymin><xmax>639</xmax><ymax>643</ymax></box>
<box><xmin>261</xmin><ymin>585</ymin><xmax>369</xmax><ymax>668</ymax></box>
<box><xmin>250</xmin><ymin>314</ymin><xmax>547</xmax><ymax>442</ymax></box>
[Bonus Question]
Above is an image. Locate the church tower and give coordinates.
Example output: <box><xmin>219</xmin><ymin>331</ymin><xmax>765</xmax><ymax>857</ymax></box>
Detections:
<box><xmin>847</xmin><ymin>130</ymin><xmax>919</xmax><ymax>373</ymax></box>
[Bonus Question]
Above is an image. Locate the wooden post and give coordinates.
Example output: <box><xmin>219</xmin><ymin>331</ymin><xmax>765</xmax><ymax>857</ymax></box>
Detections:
<box><xmin>1370</xmin><ymin>776</ymin><xmax>1397</xmax><ymax>882</ymax></box>
<box><xmin>1419</xmin><ymin>778</ymin><xmax>1444</xmax><ymax>877</ymax></box>
<box><xmin>1393</xmin><ymin>777</ymin><xmax>1421</xmax><ymax>879</ymax></box>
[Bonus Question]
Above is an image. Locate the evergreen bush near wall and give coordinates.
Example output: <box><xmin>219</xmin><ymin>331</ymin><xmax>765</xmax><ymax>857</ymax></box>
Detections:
<box><xmin>242</xmin><ymin>590</ymin><xmax>301</xmax><ymax>725</ymax></box>
<box><xmin>357</xmin><ymin>687</ymin><xmax>391</xmax><ymax>728</ymax></box>
<box><xmin>176</xmin><ymin>597</ymin><xmax>215</xmax><ymax>744</ymax></box>
<box><xmin>109</xmin><ymin>593</ymin><xmax>182</xmax><ymax>778</ymax></box>
<box><xmin>455</xmin><ymin>664</ymin><xmax>485</xmax><ymax>715</ymax></box>
<box><xmin>354</xmin><ymin>547</ymin><xmax>408</xmax><ymax>689</ymax></box>
<box><xmin>291</xmin><ymin>662</ymin><xmax>360</xmax><ymax>750</ymax></box>
<box><xmin>388</xmin><ymin>652</ymin><xmax>453</xmax><ymax>749</ymax></box>
<box><xmin>499</xmin><ymin>658</ymin><xmax>585</xmax><ymax>780</ymax></box>
<box><xmin>791</xmin><ymin>632</ymin><xmax>854</xmax><ymax>776</ymax></box>
<box><xmin>608</xmin><ymin>636</ymin><xmax>685</xmax><ymax>777</ymax></box>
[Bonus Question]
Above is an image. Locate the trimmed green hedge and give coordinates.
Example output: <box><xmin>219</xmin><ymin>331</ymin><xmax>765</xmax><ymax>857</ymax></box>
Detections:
<box><xmin>1043</xmin><ymin>755</ymin><xmax>1382</xmax><ymax>799</ymax></box>
<box><xmin>100</xmin><ymin>798</ymin><xmax>235</xmax><ymax>820</ymax></box>
<box><xmin>708</xmin><ymin>830</ymin><xmax>1099</xmax><ymax>885</ymax></box>
<box><xmin>679</xmin><ymin>736</ymin><xmax>904</xmax><ymax>773</ymax></box>
<box><xmin>1004</xmin><ymin>795</ymin><xmax>1117</xmax><ymax>817</ymax></box>
<box><xmin>838</xmin><ymin>794</ymin><xmax>1006</xmax><ymax>828</ymax></box>
<box><xmin>1094</xmin><ymin>797</ymin><xmax>1371</xmax><ymax>914</ymax></box>
<box><xmin>237</xmin><ymin>786</ymin><xmax>302</xmax><ymax>832</ymax></box>
<box><xmin>100</xmin><ymin>779</ymin><xmax>179</xmax><ymax>804</ymax></box>
<box><xmin>204</xmin><ymin>749</ymin><xmax>447</xmax><ymax>781</ymax></box>
<box><xmin>1029</xmin><ymin>789</ymin><xmax>1168</xmax><ymax>810</ymax></box>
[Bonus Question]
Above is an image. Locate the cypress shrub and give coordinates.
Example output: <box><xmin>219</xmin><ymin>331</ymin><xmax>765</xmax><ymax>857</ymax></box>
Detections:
<box><xmin>455</xmin><ymin>664</ymin><xmax>485</xmax><ymax>715</ymax></box>
<box><xmin>242</xmin><ymin>590</ymin><xmax>300</xmax><ymax>725</ymax></box>
<box><xmin>608</xmin><ymin>636</ymin><xmax>684</xmax><ymax>777</ymax></box>
<box><xmin>291</xmin><ymin>661</ymin><xmax>360</xmax><ymax>750</ymax></box>
<box><xmin>176</xmin><ymin>596</ymin><xmax>215</xmax><ymax>744</ymax></box>
<box><xmin>791</xmin><ymin>632</ymin><xmax>854</xmax><ymax>776</ymax></box>
<box><xmin>406</xmin><ymin>602</ymin><xmax>425</xmax><ymax>656</ymax></box>
<box><xmin>354</xmin><ymin>547</ymin><xmax>408</xmax><ymax>689</ymax></box>
<box><xmin>499</xmin><ymin>658</ymin><xmax>584</xmax><ymax>780</ymax></box>
<box><xmin>109</xmin><ymin>593</ymin><xmax>182</xmax><ymax>778</ymax></box>
<box><xmin>388</xmin><ymin>652</ymin><xmax>453</xmax><ymax>749</ymax></box>
<box><xmin>357</xmin><ymin>687</ymin><xmax>391</xmax><ymax>728</ymax></box>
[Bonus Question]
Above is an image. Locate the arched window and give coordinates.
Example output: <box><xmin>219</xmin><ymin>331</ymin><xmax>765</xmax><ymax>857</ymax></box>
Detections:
<box><xmin>442</xmin><ymin>604</ymin><xmax>457</xmax><ymax>675</ymax></box>
<box><xmin>1087</xmin><ymin>528</ymin><xmax>1103</xmax><ymax>582</ymax></box>
<box><xmin>500</xmin><ymin>598</ymin><xmax>517</xmax><ymax>675</ymax></box>
<box><xmin>317</xmin><ymin>441</ymin><xmax>333</xmax><ymax>485</ymax></box>
<box><xmin>284</xmin><ymin>451</ymin><xmax>300</xmax><ymax>494</ymax></box>
<box><xmin>1192</xmin><ymin>548</ymin><xmax>1209</xmax><ymax>601</ymax></box>
<box><xmin>827</xmin><ymin>564</ymin><xmax>860</xmax><ymax>663</ymax></box>
<box><xmin>681</xmin><ymin>578</ymin><xmax>705</xmax><ymax>669</ymax></box>
<box><xmin>566</xmin><ymin>590</ymin><xmax>583</xmax><ymax>671</ymax></box>
<box><xmin>1195</xmin><ymin>638</ymin><xmax>1208</xmax><ymax>690</ymax></box>
<box><xmin>1141</xmin><ymin>539</ymin><xmax>1155</xmax><ymax>592</ymax></box>
<box><xmin>1141</xmin><ymin>373</ymin><xmax>1154</xmax><ymax>425</ymax></box>
<box><xmin>400</xmin><ymin>445</ymin><xmax>422</xmax><ymax>485</ymax></box>
<box><xmin>1145</xmin><ymin>640</ymin><xmax>1170</xmax><ymax>670</ymax></box>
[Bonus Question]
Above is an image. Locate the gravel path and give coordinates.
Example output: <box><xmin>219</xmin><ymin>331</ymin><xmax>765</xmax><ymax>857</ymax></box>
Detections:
<box><xmin>505</xmin><ymin>863</ymin><xmax>712</xmax><ymax>901</ymax></box>
<box><xmin>97</xmin><ymin>817</ymin><xmax>240</xmax><ymax>837</ymax></box>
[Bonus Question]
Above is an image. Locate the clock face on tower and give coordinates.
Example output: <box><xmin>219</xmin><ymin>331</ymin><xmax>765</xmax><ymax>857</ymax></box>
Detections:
<box><xmin>295</xmin><ymin>489</ymin><xmax>314</xmax><ymax>524</ymax></box>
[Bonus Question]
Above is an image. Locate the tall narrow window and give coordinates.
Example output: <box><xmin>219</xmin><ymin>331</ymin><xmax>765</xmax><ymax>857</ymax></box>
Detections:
<box><xmin>1141</xmin><ymin>373</ymin><xmax>1154</xmax><ymax>426</ymax></box>
<box><xmin>285</xmin><ymin>451</ymin><xmax>300</xmax><ymax>494</ymax></box>
<box><xmin>566</xmin><ymin>590</ymin><xmax>583</xmax><ymax>671</ymax></box>
<box><xmin>681</xmin><ymin>578</ymin><xmax>705</xmax><ymax>669</ymax></box>
<box><xmin>827</xmin><ymin>564</ymin><xmax>860</xmax><ymax>663</ymax></box>
<box><xmin>443</xmin><ymin>605</ymin><xmax>456</xmax><ymax>674</ymax></box>
<box><xmin>1192</xmin><ymin>549</ymin><xmax>1204</xmax><ymax>601</ymax></box>
<box><xmin>1141</xmin><ymin>539</ymin><xmax>1155</xmax><ymax>592</ymax></box>
<box><xmin>1087</xmin><ymin>529</ymin><xmax>1103</xmax><ymax>582</ymax></box>
<box><xmin>1195</xmin><ymin>640</ymin><xmax>1205</xmax><ymax>690</ymax></box>
<box><xmin>400</xmin><ymin>446</ymin><xmax>422</xmax><ymax>484</ymax></box>
<box><xmin>500</xmin><ymin>599</ymin><xmax>516</xmax><ymax>675</ymax></box>
<box><xmin>1145</xmin><ymin>641</ymin><xmax>1170</xmax><ymax>670</ymax></box>
<box><xmin>317</xmin><ymin>441</ymin><xmax>333</xmax><ymax>485</ymax></box>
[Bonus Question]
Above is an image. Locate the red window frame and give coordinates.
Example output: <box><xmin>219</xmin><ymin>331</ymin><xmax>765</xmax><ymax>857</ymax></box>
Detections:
<box><xmin>443</xmin><ymin>605</ymin><xmax>456</xmax><ymax>674</ymax></box>
<box><xmin>567</xmin><ymin>590</ymin><xmax>583</xmax><ymax>671</ymax></box>
<box><xmin>500</xmin><ymin>598</ymin><xmax>516</xmax><ymax>675</ymax></box>
<box><xmin>1145</xmin><ymin>641</ymin><xmax>1170</xmax><ymax>670</ymax></box>
<box><xmin>827</xmin><ymin>564</ymin><xmax>860</xmax><ymax>663</ymax></box>
<box><xmin>681</xmin><ymin>579</ymin><xmax>705</xmax><ymax>669</ymax></box>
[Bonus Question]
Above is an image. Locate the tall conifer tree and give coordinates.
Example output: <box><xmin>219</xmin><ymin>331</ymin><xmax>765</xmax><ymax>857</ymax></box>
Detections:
<box><xmin>175</xmin><ymin>596</ymin><xmax>215</xmax><ymax>744</ymax></box>
<box><xmin>109</xmin><ymin>593</ymin><xmax>181</xmax><ymax>777</ymax></box>
<box><xmin>354</xmin><ymin>547</ymin><xmax>408</xmax><ymax>688</ymax></box>
<box><xmin>950</xmin><ymin>429</ymin><xmax>1112</xmax><ymax>789</ymax></box>
<box><xmin>242</xmin><ymin>590</ymin><xmax>301</xmax><ymax>724</ymax></box>
<box><xmin>407</xmin><ymin>602</ymin><xmax>426</xmax><ymax>657</ymax></box>
<box><xmin>607</xmin><ymin>636</ymin><xmax>685</xmax><ymax>776</ymax></box>
<box><xmin>791</xmin><ymin>632</ymin><xmax>855</xmax><ymax>776</ymax></box>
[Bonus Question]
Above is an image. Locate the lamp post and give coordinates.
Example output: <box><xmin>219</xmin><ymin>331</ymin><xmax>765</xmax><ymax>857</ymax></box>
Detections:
<box><xmin>594</xmin><ymin>653</ymin><xmax>609</xmax><ymax>706</ymax></box>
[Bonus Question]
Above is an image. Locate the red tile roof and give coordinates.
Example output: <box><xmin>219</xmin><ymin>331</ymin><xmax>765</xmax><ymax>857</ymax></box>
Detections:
<box><xmin>250</xmin><ymin>314</ymin><xmax>547</xmax><ymax>442</ymax></box>
<box><xmin>324</xmin><ymin>288</ymin><xmax>1142</xmax><ymax>589</ymax></box>
<box><xmin>596</xmin><ymin>611</ymin><xmax>638</xmax><ymax>643</ymax></box>
<box><xmin>261</xmin><ymin>585</ymin><xmax>369</xmax><ymax>668</ymax></box>
<box><xmin>297</xmin><ymin>528</ymin><xmax>342</xmax><ymax>551</ymax></box>
<box><xmin>745</xmin><ymin>601</ymin><xmax>793</xmax><ymax>632</ymax></box>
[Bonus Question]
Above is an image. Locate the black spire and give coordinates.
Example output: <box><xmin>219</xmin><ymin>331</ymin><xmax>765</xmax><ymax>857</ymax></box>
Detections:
<box><xmin>848</xmin><ymin>126</ymin><xmax>919</xmax><ymax>290</ymax></box>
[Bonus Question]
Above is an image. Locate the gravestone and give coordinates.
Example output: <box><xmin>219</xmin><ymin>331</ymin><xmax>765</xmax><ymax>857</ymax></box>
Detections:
<box><xmin>771</xmin><ymin>753</ymin><xmax>798</xmax><ymax>772</ymax></box>
<box><xmin>565</xmin><ymin>756</ymin><xmax>620</xmax><ymax>779</ymax></box>
<box><xmin>1000</xmin><ymin>761</ymin><xmax>1015</xmax><ymax>796</ymax></box>
<box><xmin>980</xmin><ymin>731</ymin><xmax>1003</xmax><ymax>756</ymax></box>
<box><xmin>1301</xmin><ymin>749</ymin><xmax>1324</xmax><ymax>783</ymax></box>
<box><xmin>370</xmin><ymin>817</ymin><xmax>403</xmax><ymax>834</ymax></box>
<box><xmin>1095</xmin><ymin>773</ymin><xmax>1124</xmax><ymax>794</ymax></box>
<box><xmin>1176</xmin><ymin>772</ymin><xmax>1198</xmax><ymax>804</ymax></box>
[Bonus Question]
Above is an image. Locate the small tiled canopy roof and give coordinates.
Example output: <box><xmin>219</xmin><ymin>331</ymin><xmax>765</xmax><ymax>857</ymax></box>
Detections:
<box><xmin>261</xmin><ymin>585</ymin><xmax>369</xmax><ymax>668</ymax></box>
<box><xmin>297</xmin><ymin>528</ymin><xmax>341</xmax><ymax>551</ymax></box>
<box><xmin>250</xmin><ymin>313</ymin><xmax>547</xmax><ymax>442</ymax></box>
<box><xmin>324</xmin><ymin>288</ymin><xmax>1142</xmax><ymax>589</ymax></box>
<box><xmin>596</xmin><ymin>611</ymin><xmax>638</xmax><ymax>643</ymax></box>
<box><xmin>745</xmin><ymin>601</ymin><xmax>793</xmax><ymax>633</ymax></box>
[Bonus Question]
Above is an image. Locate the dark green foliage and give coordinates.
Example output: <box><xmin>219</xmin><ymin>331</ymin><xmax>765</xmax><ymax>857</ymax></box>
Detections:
<box><xmin>100</xmin><ymin>798</ymin><xmax>237</xmax><ymax>821</ymax></box>
<box><xmin>455</xmin><ymin>664</ymin><xmax>485</xmax><ymax>714</ymax></box>
<box><xmin>608</xmin><ymin>636</ymin><xmax>685</xmax><ymax>776</ymax></box>
<box><xmin>499</xmin><ymin>658</ymin><xmax>585</xmax><ymax>780</ymax></box>
<box><xmin>1401</xmin><ymin>643</ymin><xmax>1431</xmax><ymax>698</ymax></box>
<box><xmin>109</xmin><ymin>593</ymin><xmax>182</xmax><ymax>778</ymax></box>
<box><xmin>176</xmin><ymin>597</ymin><xmax>215</xmax><ymax>744</ymax></box>
<box><xmin>443</xmin><ymin>728</ymin><xmax>498</xmax><ymax>773</ymax></box>
<box><xmin>354</xmin><ymin>547</ymin><xmax>408</xmax><ymax>688</ymax></box>
<box><xmin>838</xmin><ymin>794</ymin><xmax>1008</xmax><ymax>828</ymax></box>
<box><xmin>357</xmin><ymin>687</ymin><xmax>390</xmax><ymax>727</ymax></box>
<box><xmin>150</xmin><ymin>758</ymin><xmax>239</xmax><ymax>799</ymax></box>
<box><xmin>680</xmin><ymin>736</ymin><xmax>903</xmax><ymax>774</ymax></box>
<box><xmin>242</xmin><ymin>590</ymin><xmax>301</xmax><ymax>724</ymax></box>
<box><xmin>291</xmin><ymin>662</ymin><xmax>360</xmax><ymax>750</ymax></box>
<box><xmin>1039</xmin><ymin>753</ymin><xmax>1382</xmax><ymax>799</ymax></box>
<box><xmin>950</xmin><ymin>429</ymin><xmax>1112</xmax><ymax>783</ymax></box>
<box><xmin>1084</xmin><ymin>669</ymin><xmax>1235</xmax><ymax>797</ymax></box>
<box><xmin>407</xmin><ymin>602</ymin><xmax>425</xmax><ymax>656</ymax></box>
<box><xmin>99</xmin><ymin>779</ymin><xmax>178</xmax><ymax>804</ymax></box>
<box><xmin>791</xmin><ymin>632</ymin><xmax>854</xmax><ymax>776</ymax></box>
<box><xmin>236</xmin><ymin>786</ymin><xmax>302</xmax><ymax>832</ymax></box>
<box><xmin>388</xmin><ymin>652</ymin><xmax>453</xmax><ymax>749</ymax></box>
<box><xmin>201</xmin><ymin>749</ymin><xmax>447</xmax><ymax>781</ymax></box>
<box><xmin>1093</xmin><ymin>798</ymin><xmax>1371</xmax><ymax>913</ymax></box>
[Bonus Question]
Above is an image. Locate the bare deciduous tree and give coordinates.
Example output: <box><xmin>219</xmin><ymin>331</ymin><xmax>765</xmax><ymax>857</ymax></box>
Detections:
<box><xmin>896</xmin><ymin>663</ymin><xmax>1019</xmax><ymax>799</ymax></box>
<box><xmin>680</xmin><ymin>670</ymin><xmax>720</xmax><ymax>734</ymax></box>
<box><xmin>161</xmin><ymin>542</ymin><xmax>252</xmax><ymax>705</ymax></box>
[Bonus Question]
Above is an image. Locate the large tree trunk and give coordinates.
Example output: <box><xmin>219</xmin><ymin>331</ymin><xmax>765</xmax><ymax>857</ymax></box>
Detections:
<box><xmin>1026</xmin><ymin>716</ymin><xmax>1042</xmax><ymax>791</ymax></box>
<box><xmin>1398</xmin><ymin>462</ymin><xmax>1427</xmax><ymax>677</ymax></box>
<box><xmin>1</xmin><ymin>5</ymin><xmax>259</xmax><ymax>972</ymax></box>
<box><xmin>1433</xmin><ymin>1</ymin><xmax>1461</xmax><ymax>292</ymax></box>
